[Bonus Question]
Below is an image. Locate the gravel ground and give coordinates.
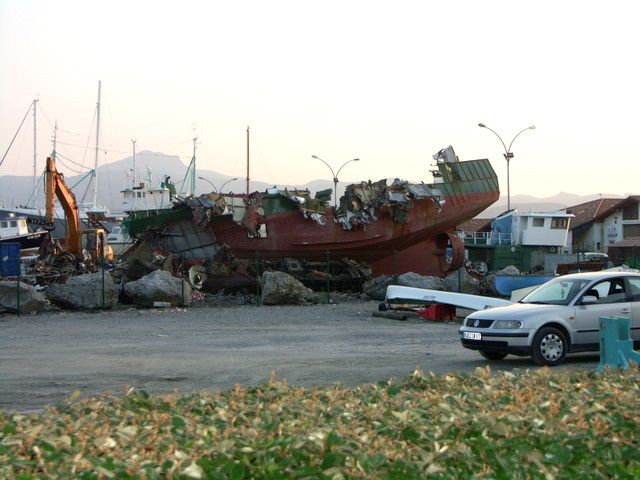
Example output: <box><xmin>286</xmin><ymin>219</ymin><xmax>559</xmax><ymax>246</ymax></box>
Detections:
<box><xmin>0</xmin><ymin>299</ymin><xmax>599</xmax><ymax>412</ymax></box>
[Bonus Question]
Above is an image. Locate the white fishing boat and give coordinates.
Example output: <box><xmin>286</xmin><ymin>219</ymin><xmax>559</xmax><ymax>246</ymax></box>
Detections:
<box><xmin>0</xmin><ymin>212</ymin><xmax>48</xmax><ymax>253</ymax></box>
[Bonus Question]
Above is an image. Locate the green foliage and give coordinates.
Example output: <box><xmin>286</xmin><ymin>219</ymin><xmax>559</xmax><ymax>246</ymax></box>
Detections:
<box><xmin>1</xmin><ymin>366</ymin><xmax>639</xmax><ymax>478</ymax></box>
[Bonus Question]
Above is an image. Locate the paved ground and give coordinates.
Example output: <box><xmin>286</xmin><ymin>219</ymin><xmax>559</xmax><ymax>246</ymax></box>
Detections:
<box><xmin>0</xmin><ymin>301</ymin><xmax>599</xmax><ymax>412</ymax></box>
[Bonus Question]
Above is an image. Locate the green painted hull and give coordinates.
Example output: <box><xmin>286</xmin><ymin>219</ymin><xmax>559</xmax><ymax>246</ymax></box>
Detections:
<box><xmin>122</xmin><ymin>207</ymin><xmax>192</xmax><ymax>236</ymax></box>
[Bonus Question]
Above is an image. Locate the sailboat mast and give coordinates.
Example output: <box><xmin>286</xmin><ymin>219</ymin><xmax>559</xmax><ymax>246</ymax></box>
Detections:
<box><xmin>93</xmin><ymin>80</ymin><xmax>101</xmax><ymax>207</ymax></box>
<box><xmin>246</xmin><ymin>126</ymin><xmax>250</xmax><ymax>195</ymax></box>
<box><xmin>33</xmin><ymin>98</ymin><xmax>38</xmax><ymax>208</ymax></box>
<box><xmin>131</xmin><ymin>139</ymin><xmax>137</xmax><ymax>188</ymax></box>
<box><xmin>52</xmin><ymin>121</ymin><xmax>58</xmax><ymax>157</ymax></box>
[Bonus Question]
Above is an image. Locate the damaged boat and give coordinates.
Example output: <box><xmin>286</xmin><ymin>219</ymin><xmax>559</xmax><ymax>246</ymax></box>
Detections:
<box><xmin>122</xmin><ymin>146</ymin><xmax>499</xmax><ymax>290</ymax></box>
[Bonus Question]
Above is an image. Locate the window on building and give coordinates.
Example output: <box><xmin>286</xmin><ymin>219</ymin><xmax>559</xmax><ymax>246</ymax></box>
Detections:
<box><xmin>551</xmin><ymin>218</ymin><xmax>568</xmax><ymax>229</ymax></box>
<box><xmin>624</xmin><ymin>224</ymin><xmax>640</xmax><ymax>238</ymax></box>
<box><xmin>9</xmin><ymin>221</ymin><xmax>17</xmax><ymax>228</ymax></box>
<box><xmin>532</xmin><ymin>218</ymin><xmax>545</xmax><ymax>227</ymax></box>
<box><xmin>622</xmin><ymin>203</ymin><xmax>639</xmax><ymax>220</ymax></box>
<box><xmin>0</xmin><ymin>221</ymin><xmax>7</xmax><ymax>228</ymax></box>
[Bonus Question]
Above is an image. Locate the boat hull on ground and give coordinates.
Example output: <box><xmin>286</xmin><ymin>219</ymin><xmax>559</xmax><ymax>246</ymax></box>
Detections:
<box><xmin>385</xmin><ymin>285</ymin><xmax>512</xmax><ymax>310</ymax></box>
<box><xmin>125</xmin><ymin>156</ymin><xmax>500</xmax><ymax>279</ymax></box>
<box><xmin>209</xmin><ymin>190</ymin><xmax>493</xmax><ymax>276</ymax></box>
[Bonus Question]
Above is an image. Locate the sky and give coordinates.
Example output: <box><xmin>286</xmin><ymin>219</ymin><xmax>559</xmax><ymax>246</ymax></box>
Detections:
<box><xmin>1</xmin><ymin>0</ymin><xmax>639</xmax><ymax>199</ymax></box>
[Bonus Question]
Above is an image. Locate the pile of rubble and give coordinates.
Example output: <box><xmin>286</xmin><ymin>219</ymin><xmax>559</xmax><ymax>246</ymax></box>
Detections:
<box><xmin>0</xmin><ymin>257</ymin><xmax>328</xmax><ymax>313</ymax></box>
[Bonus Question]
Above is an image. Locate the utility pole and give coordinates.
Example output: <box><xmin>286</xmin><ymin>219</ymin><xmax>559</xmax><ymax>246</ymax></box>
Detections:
<box><xmin>246</xmin><ymin>126</ymin><xmax>250</xmax><ymax>195</ymax></box>
<box><xmin>93</xmin><ymin>81</ymin><xmax>101</xmax><ymax>208</ymax></box>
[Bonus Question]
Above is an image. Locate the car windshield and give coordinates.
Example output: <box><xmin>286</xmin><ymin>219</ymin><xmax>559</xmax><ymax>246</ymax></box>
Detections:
<box><xmin>521</xmin><ymin>277</ymin><xmax>591</xmax><ymax>305</ymax></box>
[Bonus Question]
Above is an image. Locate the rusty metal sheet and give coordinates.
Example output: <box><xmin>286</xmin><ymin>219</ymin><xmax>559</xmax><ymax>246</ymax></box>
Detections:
<box><xmin>156</xmin><ymin>219</ymin><xmax>220</xmax><ymax>260</ymax></box>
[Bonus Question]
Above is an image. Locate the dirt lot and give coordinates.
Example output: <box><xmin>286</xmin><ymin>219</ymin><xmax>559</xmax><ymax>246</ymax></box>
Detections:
<box><xmin>0</xmin><ymin>300</ymin><xmax>599</xmax><ymax>412</ymax></box>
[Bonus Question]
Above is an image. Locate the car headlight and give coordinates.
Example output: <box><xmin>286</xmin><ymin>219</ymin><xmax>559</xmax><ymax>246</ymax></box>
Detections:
<box><xmin>493</xmin><ymin>320</ymin><xmax>523</xmax><ymax>329</ymax></box>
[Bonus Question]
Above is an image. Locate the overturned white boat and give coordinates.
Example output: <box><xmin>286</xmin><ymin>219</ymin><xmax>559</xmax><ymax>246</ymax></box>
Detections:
<box><xmin>385</xmin><ymin>285</ymin><xmax>512</xmax><ymax>311</ymax></box>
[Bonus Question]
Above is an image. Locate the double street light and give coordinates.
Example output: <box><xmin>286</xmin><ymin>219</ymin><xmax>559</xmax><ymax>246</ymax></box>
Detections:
<box><xmin>478</xmin><ymin>123</ymin><xmax>536</xmax><ymax>211</ymax></box>
<box><xmin>198</xmin><ymin>176</ymin><xmax>238</xmax><ymax>194</ymax></box>
<box><xmin>311</xmin><ymin>155</ymin><xmax>360</xmax><ymax>208</ymax></box>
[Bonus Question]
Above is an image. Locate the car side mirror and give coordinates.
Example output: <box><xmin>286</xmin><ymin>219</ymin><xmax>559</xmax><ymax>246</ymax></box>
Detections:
<box><xmin>581</xmin><ymin>295</ymin><xmax>598</xmax><ymax>305</ymax></box>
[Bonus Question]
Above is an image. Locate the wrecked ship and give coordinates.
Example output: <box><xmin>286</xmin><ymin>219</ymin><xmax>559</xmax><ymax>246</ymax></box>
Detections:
<box><xmin>122</xmin><ymin>146</ymin><xmax>499</xmax><ymax>291</ymax></box>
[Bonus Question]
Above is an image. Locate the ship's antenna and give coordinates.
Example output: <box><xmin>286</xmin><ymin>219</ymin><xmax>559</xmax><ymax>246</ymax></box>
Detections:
<box><xmin>191</xmin><ymin>123</ymin><xmax>198</xmax><ymax>196</ymax></box>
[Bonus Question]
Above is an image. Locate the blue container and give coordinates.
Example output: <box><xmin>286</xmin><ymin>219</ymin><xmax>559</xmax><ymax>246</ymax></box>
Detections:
<box><xmin>494</xmin><ymin>274</ymin><xmax>555</xmax><ymax>297</ymax></box>
<box><xmin>0</xmin><ymin>242</ymin><xmax>21</xmax><ymax>277</ymax></box>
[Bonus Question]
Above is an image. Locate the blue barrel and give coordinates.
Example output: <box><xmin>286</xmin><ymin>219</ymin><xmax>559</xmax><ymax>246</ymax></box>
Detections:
<box><xmin>0</xmin><ymin>242</ymin><xmax>21</xmax><ymax>277</ymax></box>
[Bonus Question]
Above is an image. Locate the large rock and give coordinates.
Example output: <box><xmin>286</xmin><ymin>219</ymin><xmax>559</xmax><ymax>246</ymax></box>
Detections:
<box><xmin>444</xmin><ymin>268</ymin><xmax>481</xmax><ymax>295</ymax></box>
<box><xmin>47</xmin><ymin>272</ymin><xmax>119</xmax><ymax>310</ymax></box>
<box><xmin>261</xmin><ymin>271</ymin><xmax>317</xmax><ymax>305</ymax></box>
<box><xmin>0</xmin><ymin>280</ymin><xmax>48</xmax><ymax>313</ymax></box>
<box><xmin>363</xmin><ymin>273</ymin><xmax>445</xmax><ymax>300</ymax></box>
<box><xmin>124</xmin><ymin>270</ymin><xmax>192</xmax><ymax>307</ymax></box>
<box><xmin>397</xmin><ymin>272</ymin><xmax>444</xmax><ymax>291</ymax></box>
<box><xmin>362</xmin><ymin>275</ymin><xmax>395</xmax><ymax>300</ymax></box>
<box><xmin>486</xmin><ymin>265</ymin><xmax>521</xmax><ymax>296</ymax></box>
<box><xmin>497</xmin><ymin>265</ymin><xmax>521</xmax><ymax>276</ymax></box>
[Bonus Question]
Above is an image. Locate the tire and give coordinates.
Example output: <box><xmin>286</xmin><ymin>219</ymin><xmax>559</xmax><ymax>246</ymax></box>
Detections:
<box><xmin>531</xmin><ymin>326</ymin><xmax>567</xmax><ymax>366</ymax></box>
<box><xmin>480</xmin><ymin>351</ymin><xmax>508</xmax><ymax>361</ymax></box>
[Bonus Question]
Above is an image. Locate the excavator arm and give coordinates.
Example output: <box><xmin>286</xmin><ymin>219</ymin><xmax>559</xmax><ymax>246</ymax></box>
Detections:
<box><xmin>45</xmin><ymin>156</ymin><xmax>82</xmax><ymax>254</ymax></box>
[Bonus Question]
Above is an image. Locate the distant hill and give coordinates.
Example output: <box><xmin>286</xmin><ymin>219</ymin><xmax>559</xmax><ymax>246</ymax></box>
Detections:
<box><xmin>0</xmin><ymin>151</ymin><xmax>339</xmax><ymax>213</ymax></box>
<box><xmin>477</xmin><ymin>192</ymin><xmax>626</xmax><ymax>219</ymax></box>
<box><xmin>0</xmin><ymin>151</ymin><xmax>628</xmax><ymax>218</ymax></box>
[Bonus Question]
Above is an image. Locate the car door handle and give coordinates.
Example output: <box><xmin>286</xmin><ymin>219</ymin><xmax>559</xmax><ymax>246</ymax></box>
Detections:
<box><xmin>621</xmin><ymin>308</ymin><xmax>631</xmax><ymax>314</ymax></box>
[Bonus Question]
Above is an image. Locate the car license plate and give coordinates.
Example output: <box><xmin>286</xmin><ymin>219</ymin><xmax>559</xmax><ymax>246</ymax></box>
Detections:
<box><xmin>464</xmin><ymin>331</ymin><xmax>482</xmax><ymax>340</ymax></box>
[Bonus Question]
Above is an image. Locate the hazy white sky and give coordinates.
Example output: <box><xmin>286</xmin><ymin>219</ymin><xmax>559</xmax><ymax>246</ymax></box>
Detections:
<box><xmin>1</xmin><ymin>0</ymin><xmax>639</xmax><ymax>198</ymax></box>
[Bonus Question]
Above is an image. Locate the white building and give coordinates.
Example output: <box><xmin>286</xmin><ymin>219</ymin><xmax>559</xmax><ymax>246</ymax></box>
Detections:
<box><xmin>567</xmin><ymin>196</ymin><xmax>640</xmax><ymax>253</ymax></box>
<box><xmin>490</xmin><ymin>210</ymin><xmax>574</xmax><ymax>249</ymax></box>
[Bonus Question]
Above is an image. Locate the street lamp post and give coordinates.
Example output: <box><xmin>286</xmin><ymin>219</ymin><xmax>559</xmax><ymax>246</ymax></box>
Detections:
<box><xmin>311</xmin><ymin>155</ymin><xmax>360</xmax><ymax>208</ymax></box>
<box><xmin>478</xmin><ymin>123</ymin><xmax>535</xmax><ymax>211</ymax></box>
<box><xmin>219</xmin><ymin>177</ymin><xmax>238</xmax><ymax>193</ymax></box>
<box><xmin>198</xmin><ymin>176</ymin><xmax>238</xmax><ymax>193</ymax></box>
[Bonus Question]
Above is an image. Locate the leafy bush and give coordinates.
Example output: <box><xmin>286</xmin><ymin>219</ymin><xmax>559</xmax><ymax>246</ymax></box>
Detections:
<box><xmin>2</xmin><ymin>366</ymin><xmax>639</xmax><ymax>478</ymax></box>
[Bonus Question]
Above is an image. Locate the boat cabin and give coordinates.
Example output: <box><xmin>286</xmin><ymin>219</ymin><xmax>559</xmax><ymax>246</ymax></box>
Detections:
<box><xmin>0</xmin><ymin>213</ymin><xmax>31</xmax><ymax>238</ymax></box>
<box><xmin>490</xmin><ymin>210</ymin><xmax>574</xmax><ymax>248</ymax></box>
<box><xmin>120</xmin><ymin>181</ymin><xmax>173</xmax><ymax>214</ymax></box>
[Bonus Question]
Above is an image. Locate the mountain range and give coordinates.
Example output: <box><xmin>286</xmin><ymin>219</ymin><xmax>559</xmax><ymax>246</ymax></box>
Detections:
<box><xmin>0</xmin><ymin>151</ymin><xmax>626</xmax><ymax>218</ymax></box>
<box><xmin>476</xmin><ymin>192</ymin><xmax>625</xmax><ymax>219</ymax></box>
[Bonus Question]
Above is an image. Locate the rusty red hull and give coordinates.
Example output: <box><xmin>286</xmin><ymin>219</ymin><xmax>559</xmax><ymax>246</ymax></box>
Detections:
<box><xmin>209</xmin><ymin>190</ymin><xmax>496</xmax><ymax>265</ymax></box>
<box><xmin>127</xmin><ymin>154</ymin><xmax>500</xmax><ymax>279</ymax></box>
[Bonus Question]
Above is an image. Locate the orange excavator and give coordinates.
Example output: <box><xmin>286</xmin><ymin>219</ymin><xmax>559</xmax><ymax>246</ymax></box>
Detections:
<box><xmin>44</xmin><ymin>156</ymin><xmax>113</xmax><ymax>263</ymax></box>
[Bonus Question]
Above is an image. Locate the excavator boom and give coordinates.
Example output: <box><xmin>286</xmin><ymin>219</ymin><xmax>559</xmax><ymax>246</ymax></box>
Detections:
<box><xmin>45</xmin><ymin>156</ymin><xmax>83</xmax><ymax>254</ymax></box>
<box><xmin>44</xmin><ymin>156</ymin><xmax>112</xmax><ymax>262</ymax></box>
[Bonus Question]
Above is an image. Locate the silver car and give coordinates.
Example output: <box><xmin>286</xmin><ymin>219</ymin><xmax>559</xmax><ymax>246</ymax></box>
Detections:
<box><xmin>459</xmin><ymin>271</ymin><xmax>640</xmax><ymax>366</ymax></box>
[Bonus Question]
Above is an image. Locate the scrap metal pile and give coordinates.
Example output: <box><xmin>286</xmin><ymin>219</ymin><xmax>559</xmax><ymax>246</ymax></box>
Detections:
<box><xmin>337</xmin><ymin>178</ymin><xmax>444</xmax><ymax>228</ymax></box>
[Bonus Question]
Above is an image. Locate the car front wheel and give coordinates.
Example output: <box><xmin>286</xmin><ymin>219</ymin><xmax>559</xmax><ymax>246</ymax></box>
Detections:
<box><xmin>531</xmin><ymin>326</ymin><xmax>567</xmax><ymax>366</ymax></box>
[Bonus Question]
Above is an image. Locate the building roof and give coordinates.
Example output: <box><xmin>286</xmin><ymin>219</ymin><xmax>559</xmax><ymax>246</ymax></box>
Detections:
<box><xmin>607</xmin><ymin>237</ymin><xmax>640</xmax><ymax>248</ymax></box>
<box><xmin>515</xmin><ymin>211</ymin><xmax>574</xmax><ymax>218</ymax></box>
<box><xmin>456</xmin><ymin>218</ymin><xmax>492</xmax><ymax>233</ymax></box>
<box><xmin>566</xmin><ymin>198</ymin><xmax>626</xmax><ymax>230</ymax></box>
